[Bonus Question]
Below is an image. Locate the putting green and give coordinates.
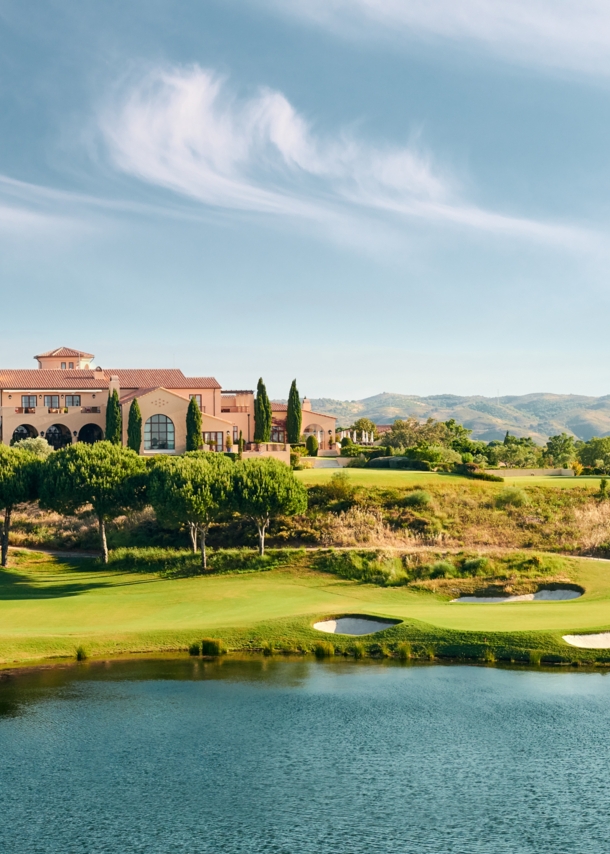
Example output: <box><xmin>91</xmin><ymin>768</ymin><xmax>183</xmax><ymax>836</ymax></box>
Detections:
<box><xmin>1</xmin><ymin>550</ymin><xmax>610</xmax><ymax>664</ymax></box>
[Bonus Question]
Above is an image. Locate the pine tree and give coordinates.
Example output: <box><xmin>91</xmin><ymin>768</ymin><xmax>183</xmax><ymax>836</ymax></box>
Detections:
<box><xmin>254</xmin><ymin>378</ymin><xmax>272</xmax><ymax>442</ymax></box>
<box><xmin>105</xmin><ymin>389</ymin><xmax>122</xmax><ymax>445</ymax></box>
<box><xmin>186</xmin><ymin>396</ymin><xmax>203</xmax><ymax>451</ymax></box>
<box><xmin>286</xmin><ymin>379</ymin><xmax>302</xmax><ymax>444</ymax></box>
<box><xmin>127</xmin><ymin>398</ymin><xmax>142</xmax><ymax>453</ymax></box>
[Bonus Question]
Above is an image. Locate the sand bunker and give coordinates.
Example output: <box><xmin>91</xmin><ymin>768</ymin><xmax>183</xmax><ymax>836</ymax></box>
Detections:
<box><xmin>313</xmin><ymin>616</ymin><xmax>401</xmax><ymax>636</ymax></box>
<box><xmin>563</xmin><ymin>632</ymin><xmax>610</xmax><ymax>649</ymax></box>
<box><xmin>452</xmin><ymin>589</ymin><xmax>582</xmax><ymax>604</ymax></box>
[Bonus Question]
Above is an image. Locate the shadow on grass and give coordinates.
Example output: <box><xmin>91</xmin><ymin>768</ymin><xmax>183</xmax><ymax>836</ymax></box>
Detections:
<box><xmin>0</xmin><ymin>559</ymin><xmax>164</xmax><ymax>601</ymax></box>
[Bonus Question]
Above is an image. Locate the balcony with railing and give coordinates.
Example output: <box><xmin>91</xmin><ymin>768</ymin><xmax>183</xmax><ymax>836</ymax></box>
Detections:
<box><xmin>14</xmin><ymin>407</ymin><xmax>36</xmax><ymax>414</ymax></box>
<box><xmin>81</xmin><ymin>407</ymin><xmax>101</xmax><ymax>414</ymax></box>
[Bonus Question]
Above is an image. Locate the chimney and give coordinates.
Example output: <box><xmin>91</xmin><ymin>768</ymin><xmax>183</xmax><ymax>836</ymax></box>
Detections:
<box><xmin>302</xmin><ymin>397</ymin><xmax>312</xmax><ymax>411</ymax></box>
<box><xmin>108</xmin><ymin>375</ymin><xmax>120</xmax><ymax>399</ymax></box>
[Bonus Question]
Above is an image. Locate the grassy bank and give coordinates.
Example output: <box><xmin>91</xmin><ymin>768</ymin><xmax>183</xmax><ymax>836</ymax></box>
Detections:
<box><xmin>2</xmin><ymin>548</ymin><xmax>610</xmax><ymax>668</ymax></box>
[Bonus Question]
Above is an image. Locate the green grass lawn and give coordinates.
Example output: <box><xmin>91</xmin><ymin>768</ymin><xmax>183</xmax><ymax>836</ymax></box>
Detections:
<box><xmin>296</xmin><ymin>468</ymin><xmax>603</xmax><ymax>490</ymax></box>
<box><xmin>2</xmin><ymin>549</ymin><xmax>610</xmax><ymax>667</ymax></box>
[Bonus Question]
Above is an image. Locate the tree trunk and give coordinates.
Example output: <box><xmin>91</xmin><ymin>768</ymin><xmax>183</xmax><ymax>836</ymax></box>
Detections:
<box><xmin>98</xmin><ymin>515</ymin><xmax>109</xmax><ymax>564</ymax></box>
<box><xmin>200</xmin><ymin>526</ymin><xmax>209</xmax><ymax>571</ymax></box>
<box><xmin>1</xmin><ymin>507</ymin><xmax>11</xmax><ymax>568</ymax></box>
<box><xmin>188</xmin><ymin>522</ymin><xmax>198</xmax><ymax>553</ymax></box>
<box><xmin>256</xmin><ymin>521</ymin><xmax>268</xmax><ymax>556</ymax></box>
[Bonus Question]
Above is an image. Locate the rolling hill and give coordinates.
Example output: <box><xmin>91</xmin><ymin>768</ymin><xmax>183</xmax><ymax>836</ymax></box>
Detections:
<box><xmin>308</xmin><ymin>392</ymin><xmax>610</xmax><ymax>443</ymax></box>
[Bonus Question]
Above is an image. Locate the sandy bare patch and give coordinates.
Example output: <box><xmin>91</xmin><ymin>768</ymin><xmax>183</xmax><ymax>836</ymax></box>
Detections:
<box><xmin>452</xmin><ymin>589</ymin><xmax>582</xmax><ymax>604</ymax></box>
<box><xmin>313</xmin><ymin>616</ymin><xmax>401</xmax><ymax>635</ymax></box>
<box><xmin>563</xmin><ymin>632</ymin><xmax>610</xmax><ymax>648</ymax></box>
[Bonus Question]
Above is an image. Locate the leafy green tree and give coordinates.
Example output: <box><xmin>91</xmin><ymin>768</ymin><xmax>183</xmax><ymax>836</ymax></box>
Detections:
<box><xmin>254</xmin><ymin>378</ymin><xmax>272</xmax><ymax>442</ymax></box>
<box><xmin>233</xmin><ymin>458</ymin><xmax>307</xmax><ymax>555</ymax></box>
<box><xmin>127</xmin><ymin>399</ymin><xmax>143</xmax><ymax>453</ymax></box>
<box><xmin>105</xmin><ymin>389</ymin><xmax>122</xmax><ymax>445</ymax></box>
<box><xmin>544</xmin><ymin>433</ymin><xmax>576</xmax><ymax>468</ymax></box>
<box><xmin>578</xmin><ymin>437</ymin><xmax>610</xmax><ymax>471</ymax></box>
<box><xmin>40</xmin><ymin>442</ymin><xmax>145</xmax><ymax>563</ymax></box>
<box><xmin>385</xmin><ymin>417</ymin><xmax>448</xmax><ymax>450</ymax></box>
<box><xmin>186</xmin><ymin>396</ymin><xmax>203</xmax><ymax>451</ymax></box>
<box><xmin>286</xmin><ymin>380</ymin><xmax>302</xmax><ymax>444</ymax></box>
<box><xmin>0</xmin><ymin>447</ymin><xmax>40</xmax><ymax>567</ymax></box>
<box><xmin>306</xmin><ymin>435</ymin><xmax>319</xmax><ymax>456</ymax></box>
<box><xmin>351</xmin><ymin>418</ymin><xmax>377</xmax><ymax>440</ymax></box>
<box><xmin>488</xmin><ymin>433</ymin><xmax>542</xmax><ymax>468</ymax></box>
<box><xmin>12</xmin><ymin>437</ymin><xmax>53</xmax><ymax>458</ymax></box>
<box><xmin>149</xmin><ymin>453</ymin><xmax>234</xmax><ymax>569</ymax></box>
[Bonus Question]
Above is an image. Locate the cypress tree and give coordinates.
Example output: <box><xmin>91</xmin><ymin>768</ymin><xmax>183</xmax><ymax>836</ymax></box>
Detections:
<box><xmin>186</xmin><ymin>396</ymin><xmax>203</xmax><ymax>451</ymax></box>
<box><xmin>127</xmin><ymin>398</ymin><xmax>142</xmax><ymax>453</ymax></box>
<box><xmin>254</xmin><ymin>378</ymin><xmax>272</xmax><ymax>442</ymax></box>
<box><xmin>105</xmin><ymin>389</ymin><xmax>122</xmax><ymax>445</ymax></box>
<box><xmin>286</xmin><ymin>379</ymin><xmax>302</xmax><ymax>444</ymax></box>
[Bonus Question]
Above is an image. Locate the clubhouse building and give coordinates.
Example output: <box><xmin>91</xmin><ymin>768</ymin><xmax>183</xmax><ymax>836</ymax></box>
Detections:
<box><xmin>0</xmin><ymin>347</ymin><xmax>336</xmax><ymax>455</ymax></box>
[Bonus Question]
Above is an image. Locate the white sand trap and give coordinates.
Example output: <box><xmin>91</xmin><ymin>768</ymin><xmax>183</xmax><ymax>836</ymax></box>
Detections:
<box><xmin>452</xmin><ymin>588</ymin><xmax>582</xmax><ymax>604</ymax></box>
<box><xmin>563</xmin><ymin>632</ymin><xmax>610</xmax><ymax>649</ymax></box>
<box><xmin>313</xmin><ymin>617</ymin><xmax>400</xmax><ymax>636</ymax></box>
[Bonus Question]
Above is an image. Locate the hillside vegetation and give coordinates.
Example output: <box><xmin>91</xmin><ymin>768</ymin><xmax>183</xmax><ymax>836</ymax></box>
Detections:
<box><xmin>309</xmin><ymin>392</ymin><xmax>610</xmax><ymax>442</ymax></box>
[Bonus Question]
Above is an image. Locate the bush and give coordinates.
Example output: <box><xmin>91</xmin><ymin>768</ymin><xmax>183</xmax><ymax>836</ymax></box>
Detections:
<box><xmin>75</xmin><ymin>645</ymin><xmax>88</xmax><ymax>661</ymax></box>
<box><xmin>189</xmin><ymin>642</ymin><xmax>201</xmax><ymax>656</ymax></box>
<box><xmin>454</xmin><ymin>462</ymin><xmax>503</xmax><ymax>482</ymax></box>
<box><xmin>314</xmin><ymin>641</ymin><xmax>335</xmax><ymax>658</ymax></box>
<box><xmin>306</xmin><ymin>435</ymin><xmax>319</xmax><ymax>456</ymax></box>
<box><xmin>429</xmin><ymin>559</ymin><xmax>457</xmax><ymax>579</ymax></box>
<box><xmin>461</xmin><ymin>556</ymin><xmax>491</xmax><ymax>576</ymax></box>
<box><xmin>396</xmin><ymin>642</ymin><xmax>411</xmax><ymax>661</ymax></box>
<box><xmin>401</xmin><ymin>489</ymin><xmax>432</xmax><ymax>509</ymax></box>
<box><xmin>351</xmin><ymin>642</ymin><xmax>365</xmax><ymax>659</ymax></box>
<box><xmin>346</xmin><ymin>455</ymin><xmax>368</xmax><ymax>468</ymax></box>
<box><xmin>201</xmin><ymin>638</ymin><xmax>225</xmax><ymax>655</ymax></box>
<box><xmin>261</xmin><ymin>640</ymin><xmax>275</xmax><ymax>656</ymax></box>
<box><xmin>313</xmin><ymin>550</ymin><xmax>409</xmax><ymax>586</ymax></box>
<box><xmin>341</xmin><ymin>437</ymin><xmax>352</xmax><ymax>447</ymax></box>
<box><xmin>495</xmin><ymin>487</ymin><xmax>529</xmax><ymax>508</ymax></box>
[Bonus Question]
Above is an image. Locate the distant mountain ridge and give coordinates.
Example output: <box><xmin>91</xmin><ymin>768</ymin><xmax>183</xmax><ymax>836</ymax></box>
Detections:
<box><xmin>308</xmin><ymin>392</ymin><xmax>610</xmax><ymax>443</ymax></box>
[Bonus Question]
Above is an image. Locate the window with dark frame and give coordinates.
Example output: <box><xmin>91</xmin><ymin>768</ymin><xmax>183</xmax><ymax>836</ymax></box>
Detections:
<box><xmin>44</xmin><ymin>395</ymin><xmax>60</xmax><ymax>408</ymax></box>
<box><xmin>21</xmin><ymin>396</ymin><xmax>36</xmax><ymax>409</ymax></box>
<box><xmin>61</xmin><ymin>362</ymin><xmax>66</xmax><ymax>369</ymax></box>
<box><xmin>65</xmin><ymin>395</ymin><xmax>81</xmax><ymax>407</ymax></box>
<box><xmin>144</xmin><ymin>414</ymin><xmax>175</xmax><ymax>450</ymax></box>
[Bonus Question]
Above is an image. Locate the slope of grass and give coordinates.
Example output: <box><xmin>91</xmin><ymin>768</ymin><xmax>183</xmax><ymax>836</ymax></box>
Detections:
<box><xmin>2</xmin><ymin>549</ymin><xmax>610</xmax><ymax>667</ymax></box>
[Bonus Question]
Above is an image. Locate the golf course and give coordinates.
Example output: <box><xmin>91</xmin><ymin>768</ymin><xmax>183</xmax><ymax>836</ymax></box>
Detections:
<box><xmin>2</xmin><ymin>542</ymin><xmax>610</xmax><ymax>667</ymax></box>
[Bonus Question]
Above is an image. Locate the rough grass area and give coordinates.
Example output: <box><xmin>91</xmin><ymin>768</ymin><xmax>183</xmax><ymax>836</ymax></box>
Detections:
<box><xmin>1</xmin><ymin>549</ymin><xmax>610</xmax><ymax>668</ymax></box>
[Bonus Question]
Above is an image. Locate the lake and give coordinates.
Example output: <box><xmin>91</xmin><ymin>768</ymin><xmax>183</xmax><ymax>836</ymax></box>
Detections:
<box><xmin>1</xmin><ymin>657</ymin><xmax>610</xmax><ymax>853</ymax></box>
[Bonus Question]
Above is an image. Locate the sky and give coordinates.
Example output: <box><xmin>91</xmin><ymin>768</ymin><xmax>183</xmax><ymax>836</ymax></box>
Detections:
<box><xmin>1</xmin><ymin>0</ymin><xmax>610</xmax><ymax>399</ymax></box>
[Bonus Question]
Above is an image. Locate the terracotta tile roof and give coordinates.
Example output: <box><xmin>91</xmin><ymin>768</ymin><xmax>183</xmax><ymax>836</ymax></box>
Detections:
<box><xmin>35</xmin><ymin>346</ymin><xmax>94</xmax><ymax>359</ymax></box>
<box><xmin>0</xmin><ymin>370</ymin><xmax>107</xmax><ymax>389</ymax></box>
<box><xmin>271</xmin><ymin>402</ymin><xmax>288</xmax><ymax>411</ymax></box>
<box><xmin>118</xmin><ymin>387</ymin><xmax>158</xmax><ymax>405</ymax></box>
<box><xmin>0</xmin><ymin>368</ymin><xmax>221</xmax><ymax>392</ymax></box>
<box><xmin>105</xmin><ymin>370</ymin><xmax>220</xmax><ymax>389</ymax></box>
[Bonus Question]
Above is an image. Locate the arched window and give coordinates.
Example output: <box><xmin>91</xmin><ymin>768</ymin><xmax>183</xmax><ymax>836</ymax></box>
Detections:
<box><xmin>144</xmin><ymin>414</ymin><xmax>175</xmax><ymax>450</ymax></box>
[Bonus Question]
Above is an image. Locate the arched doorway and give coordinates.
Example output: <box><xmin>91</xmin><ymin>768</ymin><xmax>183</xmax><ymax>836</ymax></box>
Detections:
<box><xmin>11</xmin><ymin>424</ymin><xmax>38</xmax><ymax>444</ymax></box>
<box><xmin>144</xmin><ymin>414</ymin><xmax>175</xmax><ymax>450</ymax></box>
<box><xmin>303</xmin><ymin>422</ymin><xmax>325</xmax><ymax>448</ymax></box>
<box><xmin>43</xmin><ymin>424</ymin><xmax>72</xmax><ymax>450</ymax></box>
<box><xmin>78</xmin><ymin>423</ymin><xmax>103</xmax><ymax>444</ymax></box>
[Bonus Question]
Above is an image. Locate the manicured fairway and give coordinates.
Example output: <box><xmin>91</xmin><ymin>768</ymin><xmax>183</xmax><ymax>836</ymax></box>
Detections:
<box><xmin>295</xmin><ymin>469</ymin><xmax>468</xmax><ymax>487</ymax></box>
<box><xmin>296</xmin><ymin>468</ymin><xmax>603</xmax><ymax>490</ymax></box>
<box><xmin>2</xmin><ymin>550</ymin><xmax>610</xmax><ymax>665</ymax></box>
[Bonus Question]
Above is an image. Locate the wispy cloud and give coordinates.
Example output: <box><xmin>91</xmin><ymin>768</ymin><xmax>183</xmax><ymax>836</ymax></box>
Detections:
<box><xmin>256</xmin><ymin>0</ymin><xmax>610</xmax><ymax>77</ymax></box>
<box><xmin>99</xmin><ymin>65</ymin><xmax>584</xmax><ymax>247</ymax></box>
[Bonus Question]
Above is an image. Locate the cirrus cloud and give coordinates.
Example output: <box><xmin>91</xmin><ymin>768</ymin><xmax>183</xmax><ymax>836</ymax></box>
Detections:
<box><xmin>99</xmin><ymin>65</ymin><xmax>588</xmax><ymax>248</ymax></box>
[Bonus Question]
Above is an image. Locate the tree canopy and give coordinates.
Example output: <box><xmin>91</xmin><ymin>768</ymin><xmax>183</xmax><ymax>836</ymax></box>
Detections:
<box><xmin>40</xmin><ymin>442</ymin><xmax>145</xmax><ymax>563</ymax></box>
<box><xmin>148</xmin><ymin>452</ymin><xmax>234</xmax><ymax>569</ymax></box>
<box><xmin>0</xmin><ymin>446</ymin><xmax>40</xmax><ymax>566</ymax></box>
<box><xmin>105</xmin><ymin>389</ymin><xmax>122</xmax><ymax>445</ymax></box>
<box><xmin>186</xmin><ymin>396</ymin><xmax>203</xmax><ymax>452</ymax></box>
<box><xmin>286</xmin><ymin>380</ymin><xmax>302</xmax><ymax>444</ymax></box>
<box><xmin>254</xmin><ymin>378</ymin><xmax>272</xmax><ymax>442</ymax></box>
<box><xmin>127</xmin><ymin>399</ymin><xmax>143</xmax><ymax>453</ymax></box>
<box><xmin>232</xmin><ymin>458</ymin><xmax>307</xmax><ymax>554</ymax></box>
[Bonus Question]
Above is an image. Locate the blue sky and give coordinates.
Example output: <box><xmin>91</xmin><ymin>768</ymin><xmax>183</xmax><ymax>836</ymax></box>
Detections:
<box><xmin>1</xmin><ymin>0</ymin><xmax>610</xmax><ymax>398</ymax></box>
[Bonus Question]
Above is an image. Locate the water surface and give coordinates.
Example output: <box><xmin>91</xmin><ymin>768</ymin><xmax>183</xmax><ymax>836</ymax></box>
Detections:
<box><xmin>1</xmin><ymin>657</ymin><xmax>609</xmax><ymax>853</ymax></box>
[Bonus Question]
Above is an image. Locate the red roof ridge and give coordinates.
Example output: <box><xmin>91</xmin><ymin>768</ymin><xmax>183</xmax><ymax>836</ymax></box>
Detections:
<box><xmin>35</xmin><ymin>346</ymin><xmax>94</xmax><ymax>359</ymax></box>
